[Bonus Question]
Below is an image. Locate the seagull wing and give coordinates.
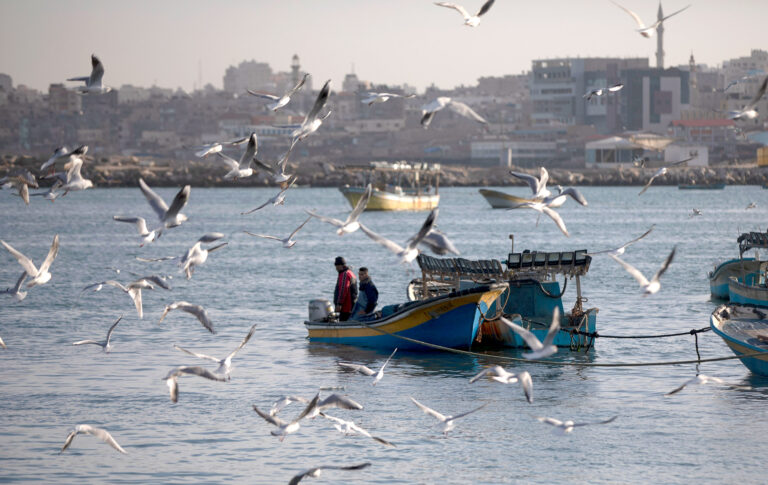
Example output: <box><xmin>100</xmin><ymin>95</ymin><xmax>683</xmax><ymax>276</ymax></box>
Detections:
<box><xmin>269</xmin><ymin>396</ymin><xmax>309</xmax><ymax>416</ymax></box>
<box><xmin>288</xmin><ymin>216</ymin><xmax>313</xmax><ymax>239</ymax></box>
<box><xmin>406</xmin><ymin>208</ymin><xmax>439</xmax><ymax>252</ymax></box>
<box><xmin>338</xmin><ymin>363</ymin><xmax>376</xmax><ymax>376</ymax></box>
<box><xmin>609</xmin><ymin>255</ymin><xmax>650</xmax><ymax>287</ymax></box>
<box><xmin>560</xmin><ymin>187</ymin><xmax>588</xmax><ymax>206</ymax></box>
<box><xmin>176</xmin><ymin>366</ymin><xmax>227</xmax><ymax>381</ymax></box>
<box><xmin>72</xmin><ymin>340</ymin><xmax>101</xmax><ymax>346</ymax></box>
<box><xmin>638</xmin><ymin>174</ymin><xmax>659</xmax><ymax>195</ymax></box>
<box><xmin>306</xmin><ymin>80</ymin><xmax>331</xmax><ymax>122</ymax></box>
<box><xmin>610</xmin><ymin>0</ymin><xmax>646</xmax><ymax>29</ymax></box>
<box><xmin>669</xmin><ymin>156</ymin><xmax>694</xmax><ymax>167</ymax></box>
<box><xmin>746</xmin><ymin>75</ymin><xmax>768</xmax><ymax>110</ymax></box>
<box><xmin>305</xmin><ymin>210</ymin><xmax>344</xmax><ymax>228</ymax></box>
<box><xmin>241</xmin><ymin>198</ymin><xmax>273</xmax><ymax>215</ymax></box>
<box><xmin>253</xmin><ymin>404</ymin><xmax>287</xmax><ymax>427</ymax></box>
<box><xmin>410</xmin><ymin>397</ymin><xmax>447</xmax><ymax>422</ymax></box>
<box><xmin>243</xmin><ymin>231</ymin><xmax>283</xmax><ymax>242</ymax></box>
<box><xmin>499</xmin><ymin>316</ymin><xmax>544</xmax><ymax>351</ymax></box>
<box><xmin>572</xmin><ymin>415</ymin><xmax>618</xmax><ymax>428</ymax></box>
<box><xmin>358</xmin><ymin>223</ymin><xmax>405</xmax><ymax>255</ymax></box>
<box><xmin>164</xmin><ymin>185</ymin><xmax>190</xmax><ymax>223</ymax></box>
<box><xmin>84</xmin><ymin>425</ymin><xmax>126</xmax><ymax>453</ymax></box>
<box><xmin>89</xmin><ymin>55</ymin><xmax>105</xmax><ymax>86</ymax></box>
<box><xmin>346</xmin><ymin>184</ymin><xmax>372</xmax><ymax>223</ymax></box>
<box><xmin>138</xmin><ymin>178</ymin><xmax>169</xmax><ymax>220</ymax></box>
<box><xmin>447</xmin><ymin>100</ymin><xmax>488</xmax><ymax>124</ymax></box>
<box><xmin>537</xmin><ymin>416</ymin><xmax>564</xmax><ymax>427</ymax></box>
<box><xmin>378</xmin><ymin>347</ymin><xmax>398</xmax><ymax>373</ymax></box>
<box><xmin>217</xmin><ymin>152</ymin><xmax>239</xmax><ymax>170</ymax></box>
<box><xmin>0</xmin><ymin>240</ymin><xmax>39</xmax><ymax>275</ymax></box>
<box><xmin>294</xmin><ymin>393</ymin><xmax>321</xmax><ymax>423</ymax></box>
<box><xmin>136</xmin><ymin>275</ymin><xmax>172</xmax><ymax>290</ymax></box>
<box><xmin>38</xmin><ymin>234</ymin><xmax>60</xmax><ymax>274</ymax></box>
<box><xmin>476</xmin><ymin>0</ymin><xmax>495</xmax><ymax>17</ymax></box>
<box><xmin>649</xmin><ymin>246</ymin><xmax>676</xmax><ymax>284</ymax></box>
<box><xmin>246</xmin><ymin>90</ymin><xmax>280</xmax><ymax>101</ymax></box>
<box><xmin>541</xmin><ymin>307</ymin><xmax>561</xmax><ymax>348</ymax></box>
<box><xmin>449</xmin><ymin>402</ymin><xmax>488</xmax><ymax>421</ymax></box>
<box><xmin>540</xmin><ymin>206</ymin><xmax>569</xmax><ymax>237</ymax></box>
<box><xmin>434</xmin><ymin>2</ymin><xmax>472</xmax><ymax>21</ymax></box>
<box><xmin>317</xmin><ymin>394</ymin><xmax>363</xmax><ymax>411</ymax></box>
<box><xmin>173</xmin><ymin>344</ymin><xmax>221</xmax><ymax>364</ymax></box>
<box><xmin>240</xmin><ymin>134</ymin><xmax>258</xmax><ymax>167</ymax></box>
<box><xmin>509</xmin><ymin>171</ymin><xmax>541</xmax><ymax>195</ymax></box>
<box><xmin>225</xmin><ymin>323</ymin><xmax>258</xmax><ymax>361</ymax></box>
<box><xmin>104</xmin><ymin>315</ymin><xmax>123</xmax><ymax>343</ymax></box>
<box><xmin>113</xmin><ymin>216</ymin><xmax>150</xmax><ymax>236</ymax></box>
<box><xmin>469</xmin><ymin>366</ymin><xmax>502</xmax><ymax>384</ymax></box>
<box><xmin>660</xmin><ymin>4</ymin><xmax>691</xmax><ymax>23</ymax></box>
<box><xmin>286</xmin><ymin>73</ymin><xmax>309</xmax><ymax>97</ymax></box>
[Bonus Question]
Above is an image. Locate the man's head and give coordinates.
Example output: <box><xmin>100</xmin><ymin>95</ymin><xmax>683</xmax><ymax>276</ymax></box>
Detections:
<box><xmin>334</xmin><ymin>256</ymin><xmax>346</xmax><ymax>271</ymax></box>
<box><xmin>358</xmin><ymin>267</ymin><xmax>369</xmax><ymax>280</ymax></box>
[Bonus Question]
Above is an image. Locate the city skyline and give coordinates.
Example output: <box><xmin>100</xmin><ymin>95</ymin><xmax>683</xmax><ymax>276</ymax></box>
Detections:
<box><xmin>0</xmin><ymin>0</ymin><xmax>765</xmax><ymax>93</ymax></box>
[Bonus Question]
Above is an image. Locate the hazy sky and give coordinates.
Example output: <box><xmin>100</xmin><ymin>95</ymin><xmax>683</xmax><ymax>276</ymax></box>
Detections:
<box><xmin>0</xmin><ymin>0</ymin><xmax>764</xmax><ymax>93</ymax></box>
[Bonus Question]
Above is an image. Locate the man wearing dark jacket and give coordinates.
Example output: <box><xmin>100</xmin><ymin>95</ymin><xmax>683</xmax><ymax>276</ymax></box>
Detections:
<box><xmin>333</xmin><ymin>256</ymin><xmax>358</xmax><ymax>321</ymax></box>
<box><xmin>352</xmin><ymin>267</ymin><xmax>379</xmax><ymax>318</ymax></box>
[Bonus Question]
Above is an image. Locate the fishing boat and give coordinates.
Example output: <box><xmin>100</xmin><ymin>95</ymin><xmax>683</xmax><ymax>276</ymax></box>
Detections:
<box><xmin>339</xmin><ymin>161</ymin><xmax>440</xmax><ymax>211</ymax></box>
<box><xmin>710</xmin><ymin>304</ymin><xmax>768</xmax><ymax>376</ymax></box>
<box><xmin>709</xmin><ymin>231</ymin><xmax>766</xmax><ymax>299</ymax></box>
<box><xmin>678</xmin><ymin>183</ymin><xmax>726</xmax><ymax>190</ymax></box>
<box><xmin>478</xmin><ymin>188</ymin><xmax>534</xmax><ymax>209</ymax></box>
<box><xmin>407</xmin><ymin>242</ymin><xmax>598</xmax><ymax>351</ymax></box>
<box><xmin>304</xmin><ymin>283</ymin><xmax>508</xmax><ymax>351</ymax></box>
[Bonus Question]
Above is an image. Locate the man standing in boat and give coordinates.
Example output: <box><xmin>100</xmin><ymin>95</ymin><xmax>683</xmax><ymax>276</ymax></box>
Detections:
<box><xmin>334</xmin><ymin>256</ymin><xmax>358</xmax><ymax>321</ymax></box>
<box><xmin>351</xmin><ymin>267</ymin><xmax>379</xmax><ymax>319</ymax></box>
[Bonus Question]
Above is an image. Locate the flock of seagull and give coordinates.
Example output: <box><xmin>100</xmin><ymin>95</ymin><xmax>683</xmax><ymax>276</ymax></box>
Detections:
<box><xmin>1</xmin><ymin>2</ymin><xmax>765</xmax><ymax>482</ymax></box>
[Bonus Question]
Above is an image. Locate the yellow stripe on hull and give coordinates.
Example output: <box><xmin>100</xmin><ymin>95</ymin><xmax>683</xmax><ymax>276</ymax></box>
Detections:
<box><xmin>341</xmin><ymin>187</ymin><xmax>439</xmax><ymax>211</ymax></box>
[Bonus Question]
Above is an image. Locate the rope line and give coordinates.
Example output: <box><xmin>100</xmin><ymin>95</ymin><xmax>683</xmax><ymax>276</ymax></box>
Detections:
<box><xmin>570</xmin><ymin>327</ymin><xmax>711</xmax><ymax>340</ymax></box>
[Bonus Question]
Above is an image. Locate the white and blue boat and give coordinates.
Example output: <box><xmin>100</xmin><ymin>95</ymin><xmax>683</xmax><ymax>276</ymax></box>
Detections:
<box><xmin>709</xmin><ymin>231</ymin><xmax>766</xmax><ymax>300</ymax></box>
<box><xmin>711</xmin><ymin>304</ymin><xmax>768</xmax><ymax>376</ymax></box>
<box><xmin>728</xmin><ymin>262</ymin><xmax>768</xmax><ymax>307</ymax></box>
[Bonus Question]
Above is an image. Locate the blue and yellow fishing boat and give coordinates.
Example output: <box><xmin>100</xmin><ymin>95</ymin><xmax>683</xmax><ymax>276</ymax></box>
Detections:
<box><xmin>711</xmin><ymin>304</ymin><xmax>768</xmax><ymax>376</ymax></box>
<box><xmin>709</xmin><ymin>231</ymin><xmax>766</xmax><ymax>300</ymax></box>
<box><xmin>304</xmin><ymin>283</ymin><xmax>507</xmax><ymax>351</ymax></box>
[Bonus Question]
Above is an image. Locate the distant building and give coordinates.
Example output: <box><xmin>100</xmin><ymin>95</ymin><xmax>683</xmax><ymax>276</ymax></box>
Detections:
<box><xmin>722</xmin><ymin>49</ymin><xmax>768</xmax><ymax>97</ymax></box>
<box><xmin>0</xmin><ymin>73</ymin><xmax>12</xmax><ymax>92</ymax></box>
<box><xmin>48</xmin><ymin>83</ymin><xmax>81</xmax><ymax>114</ymax></box>
<box><xmin>620</xmin><ymin>68</ymin><xmax>689</xmax><ymax>133</ymax></box>
<box><xmin>585</xmin><ymin>136</ymin><xmax>644</xmax><ymax>168</ymax></box>
<box><xmin>223</xmin><ymin>60</ymin><xmax>273</xmax><ymax>95</ymax></box>
<box><xmin>471</xmin><ymin>139</ymin><xmax>558</xmax><ymax>166</ymax></box>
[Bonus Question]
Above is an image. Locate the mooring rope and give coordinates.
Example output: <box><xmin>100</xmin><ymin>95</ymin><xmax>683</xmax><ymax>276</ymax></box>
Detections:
<box><xmin>570</xmin><ymin>327</ymin><xmax>711</xmax><ymax>340</ymax></box>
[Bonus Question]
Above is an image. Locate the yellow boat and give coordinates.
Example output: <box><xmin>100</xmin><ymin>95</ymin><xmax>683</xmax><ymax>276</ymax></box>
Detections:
<box><xmin>339</xmin><ymin>161</ymin><xmax>440</xmax><ymax>211</ymax></box>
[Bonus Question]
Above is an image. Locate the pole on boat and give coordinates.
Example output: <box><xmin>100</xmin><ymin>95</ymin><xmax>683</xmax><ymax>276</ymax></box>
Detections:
<box><xmin>575</xmin><ymin>274</ymin><xmax>583</xmax><ymax>313</ymax></box>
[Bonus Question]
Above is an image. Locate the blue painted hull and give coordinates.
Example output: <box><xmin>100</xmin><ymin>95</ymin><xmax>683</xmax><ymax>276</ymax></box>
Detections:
<box><xmin>710</xmin><ymin>305</ymin><xmax>768</xmax><ymax>376</ymax></box>
<box><xmin>709</xmin><ymin>258</ymin><xmax>759</xmax><ymax>300</ymax></box>
<box><xmin>728</xmin><ymin>273</ymin><xmax>768</xmax><ymax>308</ymax></box>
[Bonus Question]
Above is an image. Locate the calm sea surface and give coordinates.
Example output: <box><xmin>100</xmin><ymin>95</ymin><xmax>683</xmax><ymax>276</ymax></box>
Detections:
<box><xmin>1</xmin><ymin>185</ymin><xmax>767</xmax><ymax>484</ymax></box>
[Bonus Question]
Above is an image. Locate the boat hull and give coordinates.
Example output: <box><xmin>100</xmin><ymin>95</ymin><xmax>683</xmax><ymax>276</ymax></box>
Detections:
<box><xmin>710</xmin><ymin>305</ymin><xmax>768</xmax><ymax>376</ymax></box>
<box><xmin>478</xmin><ymin>189</ymin><xmax>535</xmax><ymax>209</ymax></box>
<box><xmin>340</xmin><ymin>186</ymin><xmax>438</xmax><ymax>211</ymax></box>
<box><xmin>304</xmin><ymin>284</ymin><xmax>506</xmax><ymax>351</ymax></box>
<box><xmin>709</xmin><ymin>258</ymin><xmax>759</xmax><ymax>299</ymax></box>
<box><xmin>478</xmin><ymin>310</ymin><xmax>598</xmax><ymax>349</ymax></box>
<box><xmin>678</xmin><ymin>183</ymin><xmax>726</xmax><ymax>190</ymax></box>
<box><xmin>728</xmin><ymin>274</ymin><xmax>768</xmax><ymax>307</ymax></box>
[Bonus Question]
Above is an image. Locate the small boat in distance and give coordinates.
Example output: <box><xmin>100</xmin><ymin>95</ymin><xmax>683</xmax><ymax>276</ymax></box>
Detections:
<box><xmin>478</xmin><ymin>188</ymin><xmax>535</xmax><ymax>209</ymax></box>
<box><xmin>339</xmin><ymin>161</ymin><xmax>440</xmax><ymax>211</ymax></box>
<box><xmin>711</xmin><ymin>304</ymin><xmax>768</xmax><ymax>376</ymax></box>
<box><xmin>678</xmin><ymin>183</ymin><xmax>726</xmax><ymax>190</ymax></box>
<box><xmin>709</xmin><ymin>231</ymin><xmax>766</xmax><ymax>300</ymax></box>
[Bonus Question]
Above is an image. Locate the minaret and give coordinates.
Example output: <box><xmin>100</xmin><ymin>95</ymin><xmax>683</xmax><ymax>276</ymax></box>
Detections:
<box><xmin>655</xmin><ymin>3</ymin><xmax>664</xmax><ymax>69</ymax></box>
<box><xmin>291</xmin><ymin>54</ymin><xmax>300</xmax><ymax>87</ymax></box>
<box><xmin>689</xmin><ymin>52</ymin><xmax>698</xmax><ymax>107</ymax></box>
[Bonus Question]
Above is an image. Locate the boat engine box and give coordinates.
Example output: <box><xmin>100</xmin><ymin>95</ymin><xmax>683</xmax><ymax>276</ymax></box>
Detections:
<box><xmin>309</xmin><ymin>299</ymin><xmax>333</xmax><ymax>321</ymax></box>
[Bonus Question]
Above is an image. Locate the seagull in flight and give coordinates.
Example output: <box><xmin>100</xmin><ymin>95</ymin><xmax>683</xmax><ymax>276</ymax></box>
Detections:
<box><xmin>358</xmin><ymin>209</ymin><xmax>438</xmax><ymax>263</ymax></box>
<box><xmin>292</xmin><ymin>80</ymin><xmax>331</xmax><ymax>145</ymax></box>
<box><xmin>361</xmin><ymin>92</ymin><xmax>415</xmax><ymax>106</ymax></box>
<box><xmin>288</xmin><ymin>463</ymin><xmax>371</xmax><ymax>485</ymax></box>
<box><xmin>420</xmin><ymin>97</ymin><xmax>488</xmax><ymax>129</ymax></box>
<box><xmin>1</xmin><ymin>234</ymin><xmax>59</xmax><ymax>288</ymax></box>
<box><xmin>0</xmin><ymin>336</ymin><xmax>5</xmax><ymax>349</ymax></box>
<box><xmin>162</xmin><ymin>366</ymin><xmax>227</xmax><ymax>403</ymax></box>
<box><xmin>510</xmin><ymin>167</ymin><xmax>552</xmax><ymax>199</ymax></box>
<box><xmin>638</xmin><ymin>157</ymin><xmax>694</xmax><ymax>195</ymax></box>
<box><xmin>179</xmin><ymin>233</ymin><xmax>228</xmax><ymax>280</ymax></box>
<box><xmin>1</xmin><ymin>272</ymin><xmax>28</xmax><ymax>301</ymax></box>
<box><xmin>746</xmin><ymin>202</ymin><xmax>757</xmax><ymax>210</ymax></box>
<box><xmin>610</xmin><ymin>246</ymin><xmax>676</xmax><ymax>295</ymax></box>
<box><xmin>306</xmin><ymin>184</ymin><xmax>372</xmax><ymax>235</ymax></box>
<box><xmin>248</xmin><ymin>73</ymin><xmax>309</xmax><ymax>111</ymax></box>
<box><xmin>410</xmin><ymin>397</ymin><xmax>487</xmax><ymax>434</ymax></box>
<box><xmin>728</xmin><ymin>75</ymin><xmax>768</xmax><ymax>120</ymax></box>
<box><xmin>318</xmin><ymin>413</ymin><xmax>395</xmax><ymax>447</ymax></box>
<box><xmin>244</xmin><ymin>215</ymin><xmax>313</xmax><ymax>249</ymax></box>
<box><xmin>469</xmin><ymin>366</ymin><xmax>533</xmax><ymax>403</ymax></box>
<box><xmin>40</xmin><ymin>145</ymin><xmax>88</xmax><ymax>173</ymax></box>
<box><xmin>413</xmin><ymin>227</ymin><xmax>461</xmax><ymax>256</ymax></box>
<box><xmin>173</xmin><ymin>324</ymin><xmax>257</xmax><ymax>379</ymax></box>
<box><xmin>252</xmin><ymin>394</ymin><xmax>320</xmax><ymax>441</ymax></box>
<box><xmin>112</xmin><ymin>216</ymin><xmax>159</xmax><ymax>246</ymax></box>
<box><xmin>536</xmin><ymin>415</ymin><xmax>617</xmax><ymax>435</ymax></box>
<box><xmin>610</xmin><ymin>1</ymin><xmax>691</xmax><ymax>38</ymax></box>
<box><xmin>338</xmin><ymin>348</ymin><xmax>397</xmax><ymax>386</ymax></box>
<box><xmin>511</xmin><ymin>200</ymin><xmax>571</xmax><ymax>237</ymax></box>
<box><xmin>434</xmin><ymin>0</ymin><xmax>496</xmax><ymax>27</ymax></box>
<box><xmin>269</xmin><ymin>393</ymin><xmax>364</xmax><ymax>419</ymax></box>
<box><xmin>241</xmin><ymin>175</ymin><xmax>297</xmax><ymax>214</ymax></box>
<box><xmin>67</xmin><ymin>54</ymin><xmax>112</xmax><ymax>94</ymax></box>
<box><xmin>60</xmin><ymin>424</ymin><xmax>126</xmax><ymax>454</ymax></box>
<box><xmin>587</xmin><ymin>225</ymin><xmax>654</xmax><ymax>256</ymax></box>
<box><xmin>138</xmin><ymin>178</ymin><xmax>190</xmax><ymax>230</ymax></box>
<box><xmin>689</xmin><ymin>208</ymin><xmax>702</xmax><ymax>218</ymax></box>
<box><xmin>159</xmin><ymin>301</ymin><xmax>216</xmax><ymax>334</ymax></box>
<box><xmin>0</xmin><ymin>169</ymin><xmax>38</xmax><ymax>205</ymax></box>
<box><xmin>54</xmin><ymin>156</ymin><xmax>93</xmax><ymax>194</ymax></box>
<box><xmin>192</xmin><ymin>136</ymin><xmax>248</xmax><ymax>158</ymax></box>
<box><xmin>81</xmin><ymin>276</ymin><xmax>170</xmax><ymax>319</ymax></box>
<box><xmin>665</xmin><ymin>374</ymin><xmax>751</xmax><ymax>396</ymax></box>
<box><xmin>583</xmin><ymin>83</ymin><xmax>624</xmax><ymax>101</ymax></box>
<box><xmin>500</xmin><ymin>308</ymin><xmax>561</xmax><ymax>359</ymax></box>
<box><xmin>72</xmin><ymin>315</ymin><xmax>123</xmax><ymax>353</ymax></box>
<box><xmin>216</xmin><ymin>132</ymin><xmax>258</xmax><ymax>180</ymax></box>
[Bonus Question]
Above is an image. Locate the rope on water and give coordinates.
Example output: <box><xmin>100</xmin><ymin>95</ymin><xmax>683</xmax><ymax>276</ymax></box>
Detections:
<box><xmin>571</xmin><ymin>327</ymin><xmax>712</xmax><ymax>362</ymax></box>
<box><xmin>354</xmin><ymin>319</ymin><xmax>768</xmax><ymax>368</ymax></box>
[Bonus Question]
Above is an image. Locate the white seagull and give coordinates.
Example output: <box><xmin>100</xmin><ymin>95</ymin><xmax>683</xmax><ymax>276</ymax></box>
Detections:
<box><xmin>159</xmin><ymin>301</ymin><xmax>216</xmax><ymax>334</ymax></box>
<box><xmin>288</xmin><ymin>463</ymin><xmax>371</xmax><ymax>485</ymax></box>
<box><xmin>358</xmin><ymin>209</ymin><xmax>438</xmax><ymax>264</ymax></box>
<box><xmin>216</xmin><ymin>132</ymin><xmax>258</xmax><ymax>180</ymax></box>
<box><xmin>511</xmin><ymin>200</ymin><xmax>571</xmax><ymax>237</ymax></box>
<box><xmin>244</xmin><ymin>215</ymin><xmax>313</xmax><ymax>249</ymax></box>
<box><xmin>361</xmin><ymin>92</ymin><xmax>415</xmax><ymax>106</ymax></box>
<box><xmin>1</xmin><ymin>234</ymin><xmax>59</xmax><ymax>288</ymax></box>
<box><xmin>587</xmin><ymin>225</ymin><xmax>654</xmax><ymax>256</ymax></box>
<box><xmin>292</xmin><ymin>80</ymin><xmax>331</xmax><ymax>145</ymax></box>
<box><xmin>500</xmin><ymin>308</ymin><xmax>561</xmax><ymax>360</ymax></box>
<box><xmin>1</xmin><ymin>169</ymin><xmax>38</xmax><ymax>205</ymax></box>
<box><xmin>72</xmin><ymin>315</ymin><xmax>123</xmax><ymax>353</ymax></box>
<box><xmin>112</xmin><ymin>216</ymin><xmax>158</xmax><ymax>246</ymax></box>
<box><xmin>410</xmin><ymin>397</ymin><xmax>488</xmax><ymax>434</ymax></box>
<box><xmin>40</xmin><ymin>145</ymin><xmax>88</xmax><ymax>172</ymax></box>
<box><xmin>338</xmin><ymin>347</ymin><xmax>398</xmax><ymax>386</ymax></box>
<box><xmin>536</xmin><ymin>415</ymin><xmax>617</xmax><ymax>435</ymax></box>
<box><xmin>248</xmin><ymin>73</ymin><xmax>309</xmax><ymax>111</ymax></box>
<box><xmin>253</xmin><ymin>394</ymin><xmax>320</xmax><ymax>441</ymax></box>
<box><xmin>638</xmin><ymin>157</ymin><xmax>694</xmax><ymax>195</ymax></box>
<box><xmin>610</xmin><ymin>246</ymin><xmax>676</xmax><ymax>295</ymax></box>
<box><xmin>81</xmin><ymin>276</ymin><xmax>170</xmax><ymax>319</ymax></box>
<box><xmin>665</xmin><ymin>374</ymin><xmax>751</xmax><ymax>396</ymax></box>
<box><xmin>173</xmin><ymin>324</ymin><xmax>257</xmax><ymax>379</ymax></box>
<box><xmin>510</xmin><ymin>167</ymin><xmax>552</xmax><ymax>199</ymax></box>
<box><xmin>60</xmin><ymin>424</ymin><xmax>126</xmax><ymax>454</ymax></box>
<box><xmin>420</xmin><ymin>97</ymin><xmax>488</xmax><ymax>129</ymax></box>
<box><xmin>318</xmin><ymin>413</ymin><xmax>395</xmax><ymax>447</ymax></box>
<box><xmin>0</xmin><ymin>336</ymin><xmax>5</xmax><ymax>349</ymax></box>
<box><xmin>540</xmin><ymin>186</ymin><xmax>588</xmax><ymax>208</ymax></box>
<box><xmin>192</xmin><ymin>136</ymin><xmax>248</xmax><ymax>158</ymax></box>
<box><xmin>469</xmin><ymin>366</ymin><xmax>533</xmax><ymax>403</ymax></box>
<box><xmin>179</xmin><ymin>233</ymin><xmax>228</xmax><ymax>280</ymax></box>
<box><xmin>434</xmin><ymin>0</ymin><xmax>496</xmax><ymax>27</ymax></box>
<box><xmin>67</xmin><ymin>54</ymin><xmax>112</xmax><ymax>94</ymax></box>
<box><xmin>241</xmin><ymin>175</ymin><xmax>297</xmax><ymax>214</ymax></box>
<box><xmin>55</xmin><ymin>156</ymin><xmax>93</xmax><ymax>194</ymax></box>
<box><xmin>583</xmin><ymin>83</ymin><xmax>624</xmax><ymax>101</ymax></box>
<box><xmin>269</xmin><ymin>394</ymin><xmax>363</xmax><ymax>419</ymax></box>
<box><xmin>728</xmin><ymin>75</ymin><xmax>768</xmax><ymax>120</ymax></box>
<box><xmin>306</xmin><ymin>184</ymin><xmax>372</xmax><ymax>235</ymax></box>
<box><xmin>610</xmin><ymin>1</ymin><xmax>691</xmax><ymax>38</ymax></box>
<box><xmin>414</xmin><ymin>227</ymin><xmax>461</xmax><ymax>256</ymax></box>
<box><xmin>162</xmin><ymin>366</ymin><xmax>227</xmax><ymax>403</ymax></box>
<box><xmin>1</xmin><ymin>272</ymin><xmax>28</xmax><ymax>301</ymax></box>
<box><xmin>138</xmin><ymin>178</ymin><xmax>190</xmax><ymax>230</ymax></box>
